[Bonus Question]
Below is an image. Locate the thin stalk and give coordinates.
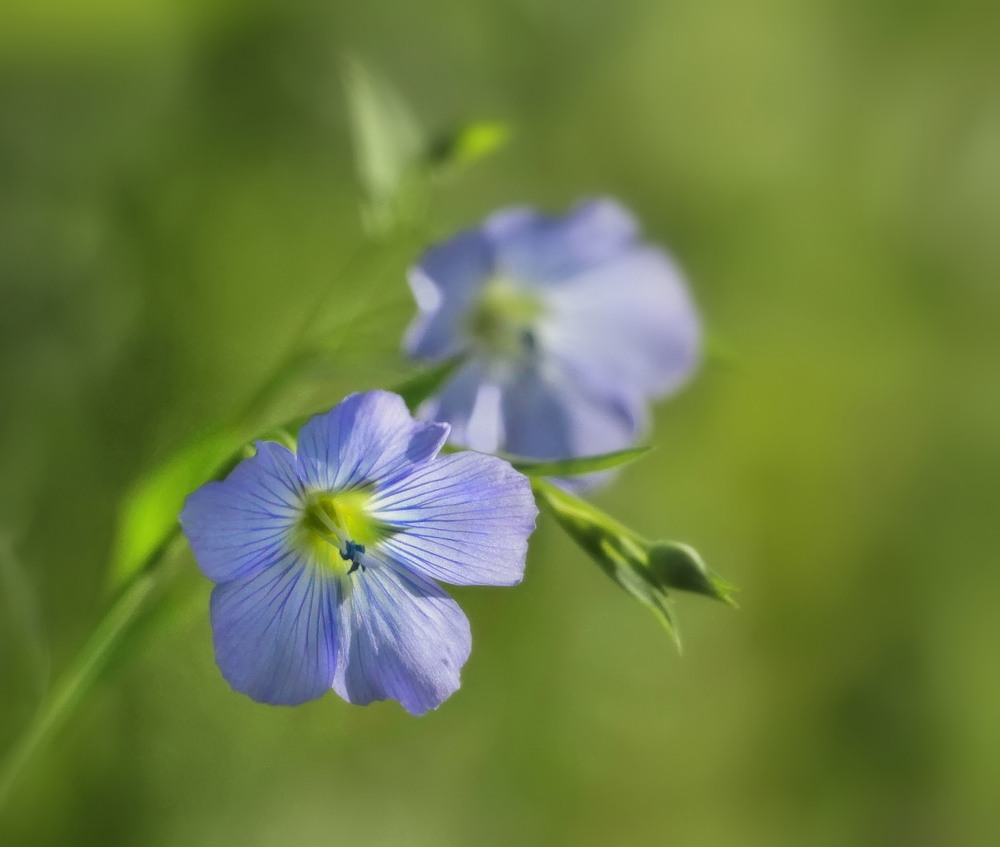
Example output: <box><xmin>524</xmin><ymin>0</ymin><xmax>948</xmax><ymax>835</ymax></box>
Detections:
<box><xmin>0</xmin><ymin>227</ymin><xmax>424</xmax><ymax>812</ymax></box>
<box><xmin>0</xmin><ymin>531</ymin><xmax>185</xmax><ymax>812</ymax></box>
<box><xmin>232</xmin><ymin>233</ymin><xmax>418</xmax><ymax>431</ymax></box>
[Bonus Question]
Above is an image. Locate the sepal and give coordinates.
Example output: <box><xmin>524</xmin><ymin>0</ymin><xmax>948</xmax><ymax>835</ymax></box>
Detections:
<box><xmin>531</xmin><ymin>479</ymin><xmax>735</xmax><ymax>649</ymax></box>
<box><xmin>504</xmin><ymin>446</ymin><xmax>651</xmax><ymax>478</ymax></box>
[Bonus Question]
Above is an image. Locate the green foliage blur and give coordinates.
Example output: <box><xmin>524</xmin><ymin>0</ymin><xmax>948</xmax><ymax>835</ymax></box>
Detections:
<box><xmin>2</xmin><ymin>0</ymin><xmax>998</xmax><ymax>844</ymax></box>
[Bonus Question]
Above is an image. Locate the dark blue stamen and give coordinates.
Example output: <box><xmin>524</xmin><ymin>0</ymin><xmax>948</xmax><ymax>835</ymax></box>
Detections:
<box><xmin>520</xmin><ymin>328</ymin><xmax>538</xmax><ymax>354</ymax></box>
<box><xmin>341</xmin><ymin>541</ymin><xmax>366</xmax><ymax>574</ymax></box>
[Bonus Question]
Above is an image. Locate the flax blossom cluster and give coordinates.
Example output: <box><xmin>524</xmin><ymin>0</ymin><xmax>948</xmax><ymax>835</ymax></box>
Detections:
<box><xmin>181</xmin><ymin>391</ymin><xmax>536</xmax><ymax>713</ymax></box>
<box><xmin>181</xmin><ymin>197</ymin><xmax>703</xmax><ymax>713</ymax></box>
<box><xmin>404</xmin><ymin>198</ymin><xmax>701</xmax><ymax>470</ymax></box>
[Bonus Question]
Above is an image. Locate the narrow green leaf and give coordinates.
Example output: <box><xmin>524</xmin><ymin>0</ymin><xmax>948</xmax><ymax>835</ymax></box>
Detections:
<box><xmin>532</xmin><ymin>480</ymin><xmax>680</xmax><ymax>647</ymax></box>
<box><xmin>109</xmin><ymin>427</ymin><xmax>246</xmax><ymax>590</ymax></box>
<box><xmin>0</xmin><ymin>532</ymin><xmax>50</xmax><ymax>703</ymax></box>
<box><xmin>1</xmin><ymin>531</ymin><xmax>185</xmax><ymax>811</ymax></box>
<box><xmin>392</xmin><ymin>357</ymin><xmax>462</xmax><ymax>413</ymax></box>
<box><xmin>531</xmin><ymin>479</ymin><xmax>734</xmax><ymax>647</ymax></box>
<box><xmin>341</xmin><ymin>56</ymin><xmax>425</xmax><ymax>231</ymax></box>
<box><xmin>506</xmin><ymin>446</ymin><xmax>651</xmax><ymax>478</ymax></box>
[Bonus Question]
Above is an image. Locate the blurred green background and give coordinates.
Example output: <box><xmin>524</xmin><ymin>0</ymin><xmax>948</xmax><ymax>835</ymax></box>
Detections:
<box><xmin>2</xmin><ymin>0</ymin><xmax>999</xmax><ymax>844</ymax></box>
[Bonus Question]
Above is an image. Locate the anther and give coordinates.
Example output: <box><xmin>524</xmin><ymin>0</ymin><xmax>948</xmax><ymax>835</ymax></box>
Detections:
<box><xmin>340</xmin><ymin>541</ymin><xmax>366</xmax><ymax>574</ymax></box>
<box><xmin>520</xmin><ymin>328</ymin><xmax>538</xmax><ymax>354</ymax></box>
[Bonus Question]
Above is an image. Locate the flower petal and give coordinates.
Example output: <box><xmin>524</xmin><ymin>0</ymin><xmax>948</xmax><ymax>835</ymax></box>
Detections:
<box><xmin>418</xmin><ymin>360</ymin><xmax>506</xmax><ymax>454</ymax></box>
<box><xmin>369</xmin><ymin>451</ymin><xmax>536</xmax><ymax>586</ymax></box>
<box><xmin>296</xmin><ymin>391</ymin><xmax>449</xmax><ymax>492</ymax></box>
<box><xmin>423</xmin><ymin>359</ymin><xmax>645</xmax><ymax>474</ymax></box>
<box><xmin>180</xmin><ymin>441</ymin><xmax>302</xmax><ymax>584</ymax></box>
<box><xmin>210</xmin><ymin>555</ymin><xmax>340</xmax><ymax>706</ymax></box>
<box><xmin>333</xmin><ymin>563</ymin><xmax>471</xmax><ymax>715</ymax></box>
<box><xmin>404</xmin><ymin>229</ymin><xmax>493</xmax><ymax>360</ymax></box>
<box><xmin>499</xmin><ymin>363</ymin><xmax>645</xmax><ymax>462</ymax></box>
<box><xmin>484</xmin><ymin>197</ymin><xmax>638</xmax><ymax>283</ymax></box>
<box><xmin>540</xmin><ymin>246</ymin><xmax>701</xmax><ymax>397</ymax></box>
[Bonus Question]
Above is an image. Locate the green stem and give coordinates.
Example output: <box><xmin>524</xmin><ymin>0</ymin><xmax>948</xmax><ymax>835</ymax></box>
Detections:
<box><xmin>229</xmin><ymin>242</ymin><xmax>379</xmax><ymax>431</ymax></box>
<box><xmin>232</xmin><ymin>234</ymin><xmax>418</xmax><ymax>431</ymax></box>
<box><xmin>0</xmin><ymin>228</ymin><xmax>425</xmax><ymax>812</ymax></box>
<box><xmin>0</xmin><ymin>530</ymin><xmax>185</xmax><ymax>812</ymax></box>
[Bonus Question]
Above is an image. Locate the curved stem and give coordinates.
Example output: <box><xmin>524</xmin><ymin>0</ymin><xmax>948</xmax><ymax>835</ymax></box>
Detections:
<box><xmin>0</xmin><ymin>228</ymin><xmax>425</xmax><ymax>812</ymax></box>
<box><xmin>0</xmin><ymin>530</ymin><xmax>186</xmax><ymax>812</ymax></box>
<box><xmin>232</xmin><ymin>236</ymin><xmax>413</xmax><ymax>431</ymax></box>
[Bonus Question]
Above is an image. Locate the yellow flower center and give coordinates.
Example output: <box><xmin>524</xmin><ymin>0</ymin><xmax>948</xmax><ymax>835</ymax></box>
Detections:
<box><xmin>297</xmin><ymin>488</ymin><xmax>395</xmax><ymax>576</ymax></box>
<box><xmin>468</xmin><ymin>278</ymin><xmax>546</xmax><ymax>359</ymax></box>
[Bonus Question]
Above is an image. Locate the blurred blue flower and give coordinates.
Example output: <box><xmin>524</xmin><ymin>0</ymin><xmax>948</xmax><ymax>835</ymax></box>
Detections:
<box><xmin>405</xmin><ymin>198</ymin><xmax>700</xmax><ymax>467</ymax></box>
<box><xmin>180</xmin><ymin>391</ymin><xmax>537</xmax><ymax>714</ymax></box>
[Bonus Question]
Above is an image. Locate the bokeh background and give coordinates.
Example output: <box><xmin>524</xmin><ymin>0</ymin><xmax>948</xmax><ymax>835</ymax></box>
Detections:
<box><xmin>2</xmin><ymin>0</ymin><xmax>999</xmax><ymax>844</ymax></box>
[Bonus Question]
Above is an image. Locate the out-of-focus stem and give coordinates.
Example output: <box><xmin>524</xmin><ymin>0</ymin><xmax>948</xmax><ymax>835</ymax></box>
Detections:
<box><xmin>0</xmin><ymin>531</ymin><xmax>185</xmax><ymax>812</ymax></box>
<box><xmin>0</xmin><ymin>228</ymin><xmax>424</xmax><ymax>813</ymax></box>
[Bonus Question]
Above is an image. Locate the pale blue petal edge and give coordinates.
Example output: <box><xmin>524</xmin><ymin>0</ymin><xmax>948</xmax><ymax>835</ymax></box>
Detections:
<box><xmin>404</xmin><ymin>229</ymin><xmax>493</xmax><ymax>360</ymax></box>
<box><xmin>540</xmin><ymin>245</ymin><xmax>701</xmax><ymax>398</ymax></box>
<box><xmin>483</xmin><ymin>197</ymin><xmax>639</xmax><ymax>284</ymax></box>
<box><xmin>371</xmin><ymin>450</ymin><xmax>537</xmax><ymax>587</ymax></box>
<box><xmin>180</xmin><ymin>441</ymin><xmax>303</xmax><ymax>584</ymax></box>
<box><xmin>296</xmin><ymin>391</ymin><xmax>449</xmax><ymax>492</ymax></box>
<box><xmin>332</xmin><ymin>562</ymin><xmax>471</xmax><ymax>715</ymax></box>
<box><xmin>210</xmin><ymin>553</ymin><xmax>340</xmax><ymax>706</ymax></box>
<box><xmin>417</xmin><ymin>360</ymin><xmax>505</xmax><ymax>454</ymax></box>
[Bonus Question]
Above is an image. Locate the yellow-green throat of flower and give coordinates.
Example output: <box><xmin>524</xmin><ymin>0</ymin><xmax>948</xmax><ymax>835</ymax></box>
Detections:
<box><xmin>468</xmin><ymin>278</ymin><xmax>546</xmax><ymax>360</ymax></box>
<box><xmin>297</xmin><ymin>488</ymin><xmax>396</xmax><ymax>576</ymax></box>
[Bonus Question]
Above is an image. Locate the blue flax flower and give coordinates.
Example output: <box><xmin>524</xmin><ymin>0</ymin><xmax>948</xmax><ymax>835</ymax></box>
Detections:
<box><xmin>404</xmin><ymin>198</ymin><xmax>700</xmax><ymax>465</ymax></box>
<box><xmin>180</xmin><ymin>391</ymin><xmax>537</xmax><ymax>714</ymax></box>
